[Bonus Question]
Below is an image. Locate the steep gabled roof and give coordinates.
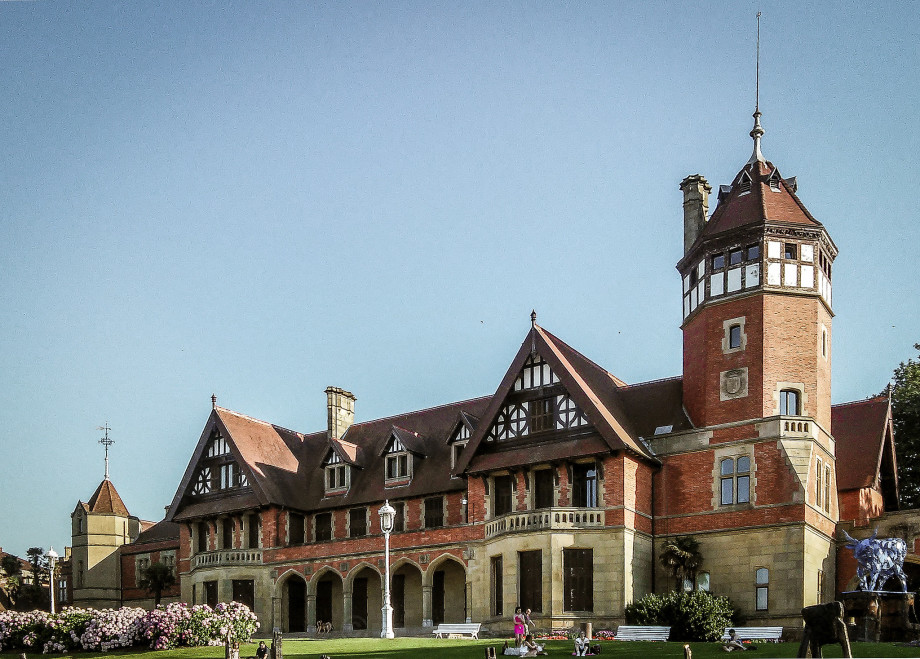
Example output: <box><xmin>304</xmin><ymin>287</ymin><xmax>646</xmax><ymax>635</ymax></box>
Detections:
<box><xmin>87</xmin><ymin>479</ymin><xmax>131</xmax><ymax>516</ymax></box>
<box><xmin>329</xmin><ymin>437</ymin><xmax>364</xmax><ymax>466</ymax></box>
<box><xmin>381</xmin><ymin>426</ymin><xmax>427</xmax><ymax>457</ymax></box>
<box><xmin>833</xmin><ymin>396</ymin><xmax>898</xmax><ymax>501</ymax></box>
<box><xmin>455</xmin><ymin>324</ymin><xmax>689</xmax><ymax>475</ymax></box>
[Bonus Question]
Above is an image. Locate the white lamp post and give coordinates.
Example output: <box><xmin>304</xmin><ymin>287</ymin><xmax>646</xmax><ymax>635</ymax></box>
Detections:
<box><xmin>46</xmin><ymin>547</ymin><xmax>59</xmax><ymax>615</ymax></box>
<box><xmin>378</xmin><ymin>500</ymin><xmax>396</xmax><ymax>639</ymax></box>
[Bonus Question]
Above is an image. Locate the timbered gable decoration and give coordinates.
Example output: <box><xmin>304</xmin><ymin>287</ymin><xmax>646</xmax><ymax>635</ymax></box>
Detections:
<box><xmin>187</xmin><ymin>428</ymin><xmax>251</xmax><ymax>497</ymax></box>
<box><xmin>454</xmin><ymin>322</ymin><xmax>657</xmax><ymax>476</ymax></box>
<box><xmin>448</xmin><ymin>412</ymin><xmax>478</xmax><ymax>473</ymax></box>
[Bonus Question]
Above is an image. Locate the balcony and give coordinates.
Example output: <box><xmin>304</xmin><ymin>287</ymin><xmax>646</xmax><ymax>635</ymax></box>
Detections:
<box><xmin>485</xmin><ymin>507</ymin><xmax>604</xmax><ymax>539</ymax></box>
<box><xmin>193</xmin><ymin>549</ymin><xmax>262</xmax><ymax>569</ymax></box>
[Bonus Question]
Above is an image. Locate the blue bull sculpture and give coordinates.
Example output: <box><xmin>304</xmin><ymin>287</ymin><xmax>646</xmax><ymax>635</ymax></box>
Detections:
<box><xmin>840</xmin><ymin>528</ymin><xmax>907</xmax><ymax>592</ymax></box>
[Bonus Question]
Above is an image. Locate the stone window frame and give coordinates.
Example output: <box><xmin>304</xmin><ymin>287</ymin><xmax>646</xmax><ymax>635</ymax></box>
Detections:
<box><xmin>755</xmin><ymin>567</ymin><xmax>769</xmax><ymax>610</ymax></box>
<box><xmin>712</xmin><ymin>446</ymin><xmax>756</xmax><ymax>509</ymax></box>
<box><xmin>160</xmin><ymin>550</ymin><xmax>177</xmax><ymax>577</ymax></box>
<box><xmin>348</xmin><ymin>507</ymin><xmax>368</xmax><ymax>537</ymax></box>
<box><xmin>721</xmin><ymin>316</ymin><xmax>747</xmax><ymax>354</ymax></box>
<box><xmin>816</xmin><ymin>457</ymin><xmax>824</xmax><ymax>510</ymax></box>
<box><xmin>774</xmin><ymin>382</ymin><xmax>807</xmax><ymax>417</ymax></box>
<box><xmin>135</xmin><ymin>554</ymin><xmax>151</xmax><ymax>587</ymax></box>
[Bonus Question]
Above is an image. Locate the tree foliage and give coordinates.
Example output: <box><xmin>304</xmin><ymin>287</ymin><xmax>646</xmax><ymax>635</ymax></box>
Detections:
<box><xmin>887</xmin><ymin>343</ymin><xmax>920</xmax><ymax>509</ymax></box>
<box><xmin>659</xmin><ymin>536</ymin><xmax>703</xmax><ymax>590</ymax></box>
<box><xmin>139</xmin><ymin>562</ymin><xmax>177</xmax><ymax>606</ymax></box>
<box><xmin>625</xmin><ymin>590</ymin><xmax>737</xmax><ymax>641</ymax></box>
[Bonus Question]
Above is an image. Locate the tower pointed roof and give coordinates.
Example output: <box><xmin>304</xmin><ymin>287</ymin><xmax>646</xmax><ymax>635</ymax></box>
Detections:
<box><xmin>86</xmin><ymin>478</ymin><xmax>130</xmax><ymax>516</ymax></box>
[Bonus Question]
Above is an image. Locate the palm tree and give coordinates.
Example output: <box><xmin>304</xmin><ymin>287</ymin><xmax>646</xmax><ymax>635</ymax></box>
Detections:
<box><xmin>659</xmin><ymin>536</ymin><xmax>703</xmax><ymax>591</ymax></box>
<box><xmin>139</xmin><ymin>562</ymin><xmax>177</xmax><ymax>607</ymax></box>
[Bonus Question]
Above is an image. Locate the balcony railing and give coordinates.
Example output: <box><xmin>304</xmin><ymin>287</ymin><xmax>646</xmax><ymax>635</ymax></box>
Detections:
<box><xmin>193</xmin><ymin>549</ymin><xmax>262</xmax><ymax>568</ymax></box>
<box><xmin>485</xmin><ymin>507</ymin><xmax>604</xmax><ymax>539</ymax></box>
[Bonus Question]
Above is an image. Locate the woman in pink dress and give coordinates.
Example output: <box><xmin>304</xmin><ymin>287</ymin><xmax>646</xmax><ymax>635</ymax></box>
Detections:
<box><xmin>512</xmin><ymin>607</ymin><xmax>526</xmax><ymax>645</ymax></box>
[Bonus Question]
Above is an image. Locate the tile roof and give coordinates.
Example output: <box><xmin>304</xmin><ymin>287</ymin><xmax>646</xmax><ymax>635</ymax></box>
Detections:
<box><xmin>87</xmin><ymin>478</ymin><xmax>131</xmax><ymax>516</ymax></box>
<box><xmin>833</xmin><ymin>395</ymin><xmax>896</xmax><ymax>492</ymax></box>
<box><xmin>132</xmin><ymin>519</ymin><xmax>180</xmax><ymax>545</ymax></box>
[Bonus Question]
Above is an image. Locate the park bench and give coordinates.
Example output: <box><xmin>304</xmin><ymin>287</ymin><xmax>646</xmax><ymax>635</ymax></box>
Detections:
<box><xmin>432</xmin><ymin>622</ymin><xmax>482</xmax><ymax>639</ymax></box>
<box><xmin>721</xmin><ymin>626</ymin><xmax>783</xmax><ymax>643</ymax></box>
<box><xmin>613</xmin><ymin>625</ymin><xmax>671</xmax><ymax>641</ymax></box>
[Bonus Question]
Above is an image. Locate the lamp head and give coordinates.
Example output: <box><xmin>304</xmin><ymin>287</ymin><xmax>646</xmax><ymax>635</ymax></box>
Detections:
<box><xmin>378</xmin><ymin>500</ymin><xmax>396</xmax><ymax>534</ymax></box>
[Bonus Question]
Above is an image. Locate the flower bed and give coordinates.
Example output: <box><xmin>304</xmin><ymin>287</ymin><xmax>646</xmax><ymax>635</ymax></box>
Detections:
<box><xmin>0</xmin><ymin>601</ymin><xmax>258</xmax><ymax>654</ymax></box>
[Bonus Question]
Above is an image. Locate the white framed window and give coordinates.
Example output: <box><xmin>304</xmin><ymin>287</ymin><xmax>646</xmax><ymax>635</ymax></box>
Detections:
<box><xmin>385</xmin><ymin>437</ymin><xmax>411</xmax><ymax>482</ymax></box>
<box><xmin>780</xmin><ymin>389</ymin><xmax>801</xmax><ymax>415</ymax></box>
<box><xmin>720</xmin><ymin>456</ymin><xmax>751</xmax><ymax>505</ymax></box>
<box><xmin>816</xmin><ymin>458</ymin><xmax>823</xmax><ymax>510</ymax></box>
<box><xmin>324</xmin><ymin>451</ymin><xmax>349</xmax><ymax>492</ymax></box>
<box><xmin>824</xmin><ymin>464</ymin><xmax>832</xmax><ymax>513</ymax></box>
<box><xmin>755</xmin><ymin>568</ymin><xmax>769</xmax><ymax>610</ymax></box>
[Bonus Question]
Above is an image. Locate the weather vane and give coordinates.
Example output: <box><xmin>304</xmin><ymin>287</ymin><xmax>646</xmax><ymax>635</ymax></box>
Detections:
<box><xmin>98</xmin><ymin>423</ymin><xmax>115</xmax><ymax>480</ymax></box>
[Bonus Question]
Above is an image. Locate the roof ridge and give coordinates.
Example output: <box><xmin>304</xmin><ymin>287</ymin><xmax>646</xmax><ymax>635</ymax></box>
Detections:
<box><xmin>832</xmin><ymin>394</ymin><xmax>888</xmax><ymax>408</ymax></box>
<box><xmin>347</xmin><ymin>395</ymin><xmax>493</xmax><ymax>429</ymax></box>
<box><xmin>538</xmin><ymin>327</ymin><xmax>628</xmax><ymax>387</ymax></box>
<box><xmin>618</xmin><ymin>374</ymin><xmax>683</xmax><ymax>389</ymax></box>
<box><xmin>216</xmin><ymin>406</ymin><xmax>306</xmax><ymax>438</ymax></box>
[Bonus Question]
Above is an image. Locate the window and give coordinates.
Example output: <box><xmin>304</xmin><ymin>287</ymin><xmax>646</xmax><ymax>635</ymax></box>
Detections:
<box><xmin>747</xmin><ymin>244</ymin><xmax>760</xmax><ymax>260</ymax></box>
<box><xmin>563</xmin><ymin>548</ymin><xmax>593</xmax><ymax>612</ymax></box>
<box><xmin>248</xmin><ymin>514</ymin><xmax>260</xmax><ymax>549</ymax></box>
<box><xmin>161</xmin><ymin>552</ymin><xmax>176</xmax><ymax>577</ymax></box>
<box><xmin>289</xmin><ymin>513</ymin><xmax>305</xmax><ymax>545</ymax></box>
<box><xmin>780</xmin><ymin>389</ymin><xmax>800</xmax><ymax>416</ymax></box>
<box><xmin>392</xmin><ymin>501</ymin><xmax>405</xmax><ymax>532</ymax></box>
<box><xmin>729</xmin><ymin>325</ymin><xmax>742</xmax><ymax>349</ymax></box>
<box><xmin>519</xmin><ymin>550</ymin><xmax>542</xmax><ymax>613</ymax></box>
<box><xmin>491</xmin><ymin>555</ymin><xmax>503</xmax><ymax>617</ymax></box>
<box><xmin>689</xmin><ymin>268</ymin><xmax>698</xmax><ymax>287</ymax></box>
<box><xmin>712</xmin><ymin>254</ymin><xmax>725</xmax><ymax>270</ymax></box>
<box><xmin>386</xmin><ymin>453</ymin><xmax>409</xmax><ymax>480</ymax></box>
<box><xmin>738</xmin><ymin>173</ymin><xmax>752</xmax><ymax>194</ymax></box>
<box><xmin>349</xmin><ymin>508</ymin><xmax>367</xmax><ymax>537</ymax></box>
<box><xmin>314</xmin><ymin>512</ymin><xmax>332</xmax><ymax>542</ymax></box>
<box><xmin>221</xmin><ymin>519</ymin><xmax>234</xmax><ymax>549</ymax></box>
<box><xmin>452</xmin><ymin>442</ymin><xmax>467</xmax><ymax>470</ymax></box>
<box><xmin>816</xmin><ymin>459</ymin><xmax>823</xmax><ymax>510</ymax></box>
<box><xmin>325</xmin><ymin>451</ymin><xmax>349</xmax><ymax>492</ymax></box>
<box><xmin>424</xmin><ymin>496</ymin><xmax>444</xmax><ymax>528</ymax></box>
<box><xmin>534</xmin><ymin>469</ymin><xmax>554</xmax><ymax>509</ymax></box>
<box><xmin>514</xmin><ymin>353</ymin><xmax>558</xmax><ymax>391</ymax></box>
<box><xmin>205</xmin><ymin>580</ymin><xmax>218</xmax><ymax>608</ymax></box>
<box><xmin>135</xmin><ymin>556</ymin><xmax>150</xmax><ymax>586</ymax></box>
<box><xmin>784</xmin><ymin>243</ymin><xmax>797</xmax><ymax>260</ymax></box>
<box><xmin>729</xmin><ymin>249</ymin><xmax>743</xmax><ymax>266</ymax></box>
<box><xmin>494</xmin><ymin>475</ymin><xmax>514</xmax><ymax>516</ymax></box>
<box><xmin>530</xmin><ymin>398</ymin><xmax>553</xmax><ymax>433</ymax></box>
<box><xmin>697</xmin><ymin>572</ymin><xmax>710</xmax><ymax>592</ymax></box>
<box><xmin>755</xmin><ymin>568</ymin><xmax>769</xmax><ymax>610</ymax></box>
<box><xmin>232</xmin><ymin>579</ymin><xmax>255</xmax><ymax>611</ymax></box>
<box><xmin>720</xmin><ymin>456</ymin><xmax>751</xmax><ymax>505</ymax></box>
<box><xmin>197</xmin><ymin>522</ymin><xmax>209</xmax><ymax>553</ymax></box>
<box><xmin>572</xmin><ymin>463</ymin><xmax>598</xmax><ymax>508</ymax></box>
<box><xmin>824</xmin><ymin>464</ymin><xmax>832</xmax><ymax>513</ymax></box>
<box><xmin>822</xmin><ymin>329</ymin><xmax>828</xmax><ymax>358</ymax></box>
<box><xmin>207</xmin><ymin>434</ymin><xmax>229</xmax><ymax>457</ymax></box>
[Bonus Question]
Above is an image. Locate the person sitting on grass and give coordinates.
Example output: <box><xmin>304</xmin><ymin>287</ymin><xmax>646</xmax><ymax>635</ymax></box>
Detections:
<box><xmin>574</xmin><ymin>630</ymin><xmax>589</xmax><ymax>656</ymax></box>
<box><xmin>520</xmin><ymin>633</ymin><xmax>547</xmax><ymax>657</ymax></box>
<box><xmin>255</xmin><ymin>640</ymin><xmax>268</xmax><ymax>659</ymax></box>
<box><xmin>723</xmin><ymin>629</ymin><xmax>746</xmax><ymax>652</ymax></box>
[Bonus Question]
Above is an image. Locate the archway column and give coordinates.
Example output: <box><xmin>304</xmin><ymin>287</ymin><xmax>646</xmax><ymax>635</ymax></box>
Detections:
<box><xmin>422</xmin><ymin>584</ymin><xmax>433</xmax><ymax>627</ymax></box>
<box><xmin>343</xmin><ymin>589</ymin><xmax>354</xmax><ymax>633</ymax></box>
<box><xmin>465</xmin><ymin>581</ymin><xmax>473</xmax><ymax>623</ymax></box>
<box><xmin>271</xmin><ymin>596</ymin><xmax>281</xmax><ymax>634</ymax></box>
<box><xmin>306</xmin><ymin>594</ymin><xmax>316</xmax><ymax>634</ymax></box>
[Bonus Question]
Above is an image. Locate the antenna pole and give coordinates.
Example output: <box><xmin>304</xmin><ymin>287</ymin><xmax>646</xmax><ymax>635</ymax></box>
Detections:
<box><xmin>98</xmin><ymin>423</ymin><xmax>115</xmax><ymax>480</ymax></box>
<box><xmin>747</xmin><ymin>11</ymin><xmax>765</xmax><ymax>165</ymax></box>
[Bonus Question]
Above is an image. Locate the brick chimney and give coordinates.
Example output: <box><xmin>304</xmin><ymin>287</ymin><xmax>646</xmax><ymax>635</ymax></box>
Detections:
<box><xmin>680</xmin><ymin>174</ymin><xmax>711</xmax><ymax>255</ymax></box>
<box><xmin>325</xmin><ymin>386</ymin><xmax>356</xmax><ymax>440</ymax></box>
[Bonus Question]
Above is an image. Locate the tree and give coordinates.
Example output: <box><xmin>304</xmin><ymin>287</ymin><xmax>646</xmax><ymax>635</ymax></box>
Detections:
<box><xmin>659</xmin><ymin>535</ymin><xmax>703</xmax><ymax>591</ymax></box>
<box><xmin>887</xmin><ymin>343</ymin><xmax>920</xmax><ymax>509</ymax></box>
<box><xmin>139</xmin><ymin>561</ymin><xmax>176</xmax><ymax>607</ymax></box>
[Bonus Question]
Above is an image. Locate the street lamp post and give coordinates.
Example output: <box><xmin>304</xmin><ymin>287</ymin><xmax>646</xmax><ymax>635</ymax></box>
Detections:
<box><xmin>378</xmin><ymin>500</ymin><xmax>396</xmax><ymax>639</ymax></box>
<box><xmin>46</xmin><ymin>547</ymin><xmax>59</xmax><ymax>615</ymax></box>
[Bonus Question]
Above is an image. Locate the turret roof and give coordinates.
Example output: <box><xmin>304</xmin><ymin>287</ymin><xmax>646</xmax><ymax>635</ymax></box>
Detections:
<box><xmin>86</xmin><ymin>478</ymin><xmax>130</xmax><ymax>516</ymax></box>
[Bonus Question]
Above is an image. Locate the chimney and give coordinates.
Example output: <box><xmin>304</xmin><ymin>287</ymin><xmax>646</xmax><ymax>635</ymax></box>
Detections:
<box><xmin>680</xmin><ymin>174</ymin><xmax>711</xmax><ymax>255</ymax></box>
<box><xmin>325</xmin><ymin>386</ymin><xmax>356</xmax><ymax>440</ymax></box>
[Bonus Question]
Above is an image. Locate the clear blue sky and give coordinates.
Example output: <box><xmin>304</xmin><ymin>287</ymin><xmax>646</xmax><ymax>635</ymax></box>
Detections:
<box><xmin>1</xmin><ymin>2</ymin><xmax>917</xmax><ymax>559</ymax></box>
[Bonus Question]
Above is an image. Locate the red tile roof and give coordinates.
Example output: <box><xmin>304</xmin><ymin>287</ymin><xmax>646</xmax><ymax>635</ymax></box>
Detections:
<box><xmin>833</xmin><ymin>395</ymin><xmax>895</xmax><ymax>491</ymax></box>
<box><xmin>87</xmin><ymin>479</ymin><xmax>131</xmax><ymax>516</ymax></box>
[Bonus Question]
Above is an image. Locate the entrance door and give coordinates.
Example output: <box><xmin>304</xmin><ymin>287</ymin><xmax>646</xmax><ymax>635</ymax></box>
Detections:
<box><xmin>316</xmin><ymin>579</ymin><xmax>333</xmax><ymax>625</ymax></box>
<box><xmin>287</xmin><ymin>579</ymin><xmax>306</xmax><ymax>632</ymax></box>
<box><xmin>352</xmin><ymin>577</ymin><xmax>368</xmax><ymax>630</ymax></box>
<box><xmin>232</xmin><ymin>580</ymin><xmax>255</xmax><ymax>611</ymax></box>
<box><xmin>205</xmin><ymin>580</ymin><xmax>218</xmax><ymax>608</ymax></box>
<box><xmin>392</xmin><ymin>574</ymin><xmax>405</xmax><ymax>627</ymax></box>
<box><xmin>432</xmin><ymin>570</ymin><xmax>445</xmax><ymax>626</ymax></box>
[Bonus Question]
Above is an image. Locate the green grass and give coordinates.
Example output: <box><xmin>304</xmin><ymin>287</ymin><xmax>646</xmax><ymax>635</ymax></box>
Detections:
<box><xmin>4</xmin><ymin>638</ymin><xmax>920</xmax><ymax>658</ymax></box>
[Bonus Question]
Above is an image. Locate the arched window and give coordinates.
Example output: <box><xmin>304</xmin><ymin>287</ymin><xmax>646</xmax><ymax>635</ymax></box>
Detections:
<box><xmin>780</xmin><ymin>389</ymin><xmax>800</xmax><ymax>416</ymax></box>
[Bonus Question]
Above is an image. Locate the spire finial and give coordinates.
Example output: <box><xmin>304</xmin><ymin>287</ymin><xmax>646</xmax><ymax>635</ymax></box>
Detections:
<box><xmin>530</xmin><ymin>310</ymin><xmax>537</xmax><ymax>328</ymax></box>
<box><xmin>97</xmin><ymin>423</ymin><xmax>114</xmax><ymax>480</ymax></box>
<box><xmin>748</xmin><ymin>11</ymin><xmax>765</xmax><ymax>165</ymax></box>
<box><xmin>211</xmin><ymin>393</ymin><xmax>217</xmax><ymax>409</ymax></box>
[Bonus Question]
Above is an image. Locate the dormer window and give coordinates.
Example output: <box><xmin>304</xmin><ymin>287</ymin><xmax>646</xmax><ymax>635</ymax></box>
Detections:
<box><xmin>738</xmin><ymin>172</ymin><xmax>752</xmax><ymax>194</ymax></box>
<box><xmin>385</xmin><ymin>437</ymin><xmax>411</xmax><ymax>481</ymax></box>
<box><xmin>324</xmin><ymin>451</ymin><xmax>349</xmax><ymax>493</ymax></box>
<box><xmin>768</xmin><ymin>170</ymin><xmax>782</xmax><ymax>191</ymax></box>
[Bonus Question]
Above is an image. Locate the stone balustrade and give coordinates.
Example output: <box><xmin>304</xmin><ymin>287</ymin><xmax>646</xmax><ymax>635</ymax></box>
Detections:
<box><xmin>193</xmin><ymin>549</ymin><xmax>262</xmax><ymax>568</ymax></box>
<box><xmin>485</xmin><ymin>507</ymin><xmax>604</xmax><ymax>539</ymax></box>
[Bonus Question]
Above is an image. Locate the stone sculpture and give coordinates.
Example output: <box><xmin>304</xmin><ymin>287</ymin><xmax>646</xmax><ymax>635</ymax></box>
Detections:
<box><xmin>840</xmin><ymin>528</ymin><xmax>907</xmax><ymax>592</ymax></box>
<box><xmin>797</xmin><ymin>601</ymin><xmax>852</xmax><ymax>658</ymax></box>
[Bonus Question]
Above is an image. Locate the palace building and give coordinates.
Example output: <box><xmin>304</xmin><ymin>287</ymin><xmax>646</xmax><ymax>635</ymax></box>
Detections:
<box><xmin>69</xmin><ymin>110</ymin><xmax>914</xmax><ymax>634</ymax></box>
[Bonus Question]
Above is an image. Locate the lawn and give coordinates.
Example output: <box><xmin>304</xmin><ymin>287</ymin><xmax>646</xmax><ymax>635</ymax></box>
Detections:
<box><xmin>4</xmin><ymin>638</ymin><xmax>920</xmax><ymax>659</ymax></box>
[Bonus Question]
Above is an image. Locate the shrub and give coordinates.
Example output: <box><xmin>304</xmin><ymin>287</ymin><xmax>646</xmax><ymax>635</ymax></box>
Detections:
<box><xmin>625</xmin><ymin>590</ymin><xmax>736</xmax><ymax>641</ymax></box>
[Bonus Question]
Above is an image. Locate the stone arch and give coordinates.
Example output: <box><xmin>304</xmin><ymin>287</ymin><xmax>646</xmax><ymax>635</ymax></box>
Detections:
<box><xmin>391</xmin><ymin>559</ymin><xmax>424</xmax><ymax>629</ymax></box>
<box><xmin>275</xmin><ymin>569</ymin><xmax>308</xmax><ymax>633</ymax></box>
<box><xmin>311</xmin><ymin>566</ymin><xmax>345</xmax><ymax>631</ymax></box>
<box><xmin>347</xmin><ymin>562</ymin><xmax>383</xmax><ymax>632</ymax></box>
<box><xmin>426</xmin><ymin>553</ymin><xmax>467</xmax><ymax>625</ymax></box>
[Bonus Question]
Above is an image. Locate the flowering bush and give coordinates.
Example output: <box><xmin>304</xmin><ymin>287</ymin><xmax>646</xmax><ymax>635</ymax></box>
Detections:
<box><xmin>0</xmin><ymin>601</ymin><xmax>259</xmax><ymax>653</ymax></box>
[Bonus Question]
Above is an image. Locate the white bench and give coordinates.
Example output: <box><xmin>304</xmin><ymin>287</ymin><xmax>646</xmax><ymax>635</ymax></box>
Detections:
<box><xmin>432</xmin><ymin>622</ymin><xmax>482</xmax><ymax>639</ymax></box>
<box><xmin>722</xmin><ymin>627</ymin><xmax>783</xmax><ymax>643</ymax></box>
<box><xmin>613</xmin><ymin>625</ymin><xmax>671</xmax><ymax>641</ymax></box>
